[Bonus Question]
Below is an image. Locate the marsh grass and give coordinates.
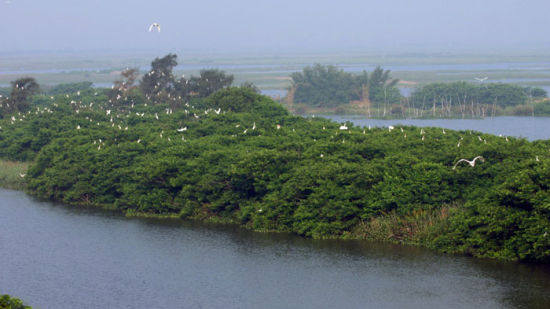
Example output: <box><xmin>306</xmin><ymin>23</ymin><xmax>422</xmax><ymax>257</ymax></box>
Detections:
<box><xmin>351</xmin><ymin>204</ymin><xmax>459</xmax><ymax>244</ymax></box>
<box><xmin>0</xmin><ymin>160</ymin><xmax>29</xmax><ymax>190</ymax></box>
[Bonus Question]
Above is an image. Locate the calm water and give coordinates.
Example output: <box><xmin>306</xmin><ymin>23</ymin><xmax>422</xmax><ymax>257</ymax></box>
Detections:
<box><xmin>1</xmin><ymin>189</ymin><xmax>550</xmax><ymax>309</ymax></box>
<box><xmin>325</xmin><ymin>116</ymin><xmax>550</xmax><ymax>141</ymax></box>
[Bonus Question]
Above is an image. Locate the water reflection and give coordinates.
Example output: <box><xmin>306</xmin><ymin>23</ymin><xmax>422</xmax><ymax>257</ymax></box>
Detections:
<box><xmin>1</xmin><ymin>187</ymin><xmax>550</xmax><ymax>309</ymax></box>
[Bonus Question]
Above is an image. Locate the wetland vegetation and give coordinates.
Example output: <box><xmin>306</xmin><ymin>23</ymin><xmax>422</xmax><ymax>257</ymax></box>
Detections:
<box><xmin>1</xmin><ymin>54</ymin><xmax>549</xmax><ymax>262</ymax></box>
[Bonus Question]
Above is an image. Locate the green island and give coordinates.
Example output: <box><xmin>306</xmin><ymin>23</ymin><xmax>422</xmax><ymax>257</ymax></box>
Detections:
<box><xmin>1</xmin><ymin>55</ymin><xmax>549</xmax><ymax>263</ymax></box>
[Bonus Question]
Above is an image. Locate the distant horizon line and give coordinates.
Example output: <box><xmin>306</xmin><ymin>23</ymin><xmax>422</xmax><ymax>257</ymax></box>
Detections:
<box><xmin>2</xmin><ymin>45</ymin><xmax>550</xmax><ymax>57</ymax></box>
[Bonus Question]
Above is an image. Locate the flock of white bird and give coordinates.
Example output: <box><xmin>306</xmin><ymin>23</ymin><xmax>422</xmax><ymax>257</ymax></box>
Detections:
<box><xmin>1</xmin><ymin>88</ymin><xmax>547</xmax><ymax>171</ymax></box>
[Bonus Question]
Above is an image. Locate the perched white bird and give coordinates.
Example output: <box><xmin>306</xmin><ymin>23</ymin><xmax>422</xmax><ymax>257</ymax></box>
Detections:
<box><xmin>453</xmin><ymin>156</ymin><xmax>485</xmax><ymax>170</ymax></box>
<box><xmin>149</xmin><ymin>23</ymin><xmax>161</xmax><ymax>32</ymax></box>
<box><xmin>339</xmin><ymin>125</ymin><xmax>348</xmax><ymax>130</ymax></box>
<box><xmin>388</xmin><ymin>125</ymin><xmax>394</xmax><ymax>132</ymax></box>
<box><xmin>276</xmin><ymin>124</ymin><xmax>281</xmax><ymax>130</ymax></box>
<box><xmin>177</xmin><ymin>127</ymin><xmax>187</xmax><ymax>132</ymax></box>
<box><xmin>19</xmin><ymin>173</ymin><xmax>25</xmax><ymax>178</ymax></box>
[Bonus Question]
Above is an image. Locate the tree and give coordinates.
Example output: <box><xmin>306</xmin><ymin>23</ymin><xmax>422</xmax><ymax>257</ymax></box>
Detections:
<box><xmin>188</xmin><ymin>69</ymin><xmax>234</xmax><ymax>98</ymax></box>
<box><xmin>240</xmin><ymin>81</ymin><xmax>260</xmax><ymax>94</ymax></box>
<box><xmin>290</xmin><ymin>64</ymin><xmax>400</xmax><ymax>108</ymax></box>
<box><xmin>109</xmin><ymin>68</ymin><xmax>140</xmax><ymax>103</ymax></box>
<box><xmin>46</xmin><ymin>82</ymin><xmax>93</xmax><ymax>95</ymax></box>
<box><xmin>367</xmin><ymin>66</ymin><xmax>400</xmax><ymax>109</ymax></box>
<box><xmin>140</xmin><ymin>54</ymin><xmax>178</xmax><ymax>99</ymax></box>
<box><xmin>7</xmin><ymin>77</ymin><xmax>40</xmax><ymax>113</ymax></box>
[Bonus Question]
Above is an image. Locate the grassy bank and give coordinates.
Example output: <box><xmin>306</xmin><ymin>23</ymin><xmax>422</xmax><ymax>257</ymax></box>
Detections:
<box><xmin>0</xmin><ymin>160</ymin><xmax>28</xmax><ymax>190</ymax></box>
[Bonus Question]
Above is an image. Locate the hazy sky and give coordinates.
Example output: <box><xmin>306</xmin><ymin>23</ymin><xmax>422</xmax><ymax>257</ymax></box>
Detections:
<box><xmin>1</xmin><ymin>0</ymin><xmax>550</xmax><ymax>53</ymax></box>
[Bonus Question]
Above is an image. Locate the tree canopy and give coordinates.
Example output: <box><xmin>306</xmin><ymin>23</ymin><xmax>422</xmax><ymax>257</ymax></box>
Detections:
<box><xmin>290</xmin><ymin>64</ymin><xmax>400</xmax><ymax>107</ymax></box>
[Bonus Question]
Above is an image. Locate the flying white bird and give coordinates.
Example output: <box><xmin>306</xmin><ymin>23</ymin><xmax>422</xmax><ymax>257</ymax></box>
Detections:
<box><xmin>149</xmin><ymin>23</ymin><xmax>161</xmax><ymax>32</ymax></box>
<box><xmin>474</xmin><ymin>77</ymin><xmax>488</xmax><ymax>82</ymax></box>
<box><xmin>339</xmin><ymin>125</ymin><xmax>348</xmax><ymax>130</ymax></box>
<box><xmin>453</xmin><ymin>156</ymin><xmax>485</xmax><ymax>170</ymax></box>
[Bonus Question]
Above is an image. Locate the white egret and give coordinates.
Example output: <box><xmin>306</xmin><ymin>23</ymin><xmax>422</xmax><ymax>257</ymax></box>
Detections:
<box><xmin>453</xmin><ymin>156</ymin><xmax>485</xmax><ymax>170</ymax></box>
<box><xmin>148</xmin><ymin>23</ymin><xmax>161</xmax><ymax>32</ymax></box>
<box><xmin>177</xmin><ymin>127</ymin><xmax>187</xmax><ymax>132</ymax></box>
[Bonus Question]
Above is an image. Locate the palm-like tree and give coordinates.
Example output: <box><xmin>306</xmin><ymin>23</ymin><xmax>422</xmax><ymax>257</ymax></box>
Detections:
<box><xmin>8</xmin><ymin>77</ymin><xmax>40</xmax><ymax>112</ymax></box>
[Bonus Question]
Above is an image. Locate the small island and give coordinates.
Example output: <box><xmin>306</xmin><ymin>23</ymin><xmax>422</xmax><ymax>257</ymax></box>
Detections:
<box><xmin>1</xmin><ymin>54</ymin><xmax>549</xmax><ymax>263</ymax></box>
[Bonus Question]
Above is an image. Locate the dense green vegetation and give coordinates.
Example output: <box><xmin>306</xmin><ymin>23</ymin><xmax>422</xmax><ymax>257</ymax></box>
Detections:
<box><xmin>0</xmin><ymin>295</ymin><xmax>32</xmax><ymax>309</ymax></box>
<box><xmin>287</xmin><ymin>65</ymin><xmax>548</xmax><ymax>118</ymax></box>
<box><xmin>290</xmin><ymin>64</ymin><xmax>400</xmax><ymax>107</ymax></box>
<box><xmin>1</xmin><ymin>55</ymin><xmax>549</xmax><ymax>263</ymax></box>
<box><xmin>409</xmin><ymin>81</ymin><xmax>547</xmax><ymax>118</ymax></box>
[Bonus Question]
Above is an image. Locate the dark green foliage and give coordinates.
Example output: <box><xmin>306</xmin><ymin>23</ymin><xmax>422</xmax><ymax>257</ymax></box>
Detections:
<box><xmin>2</xmin><ymin>64</ymin><xmax>550</xmax><ymax>263</ymax></box>
<box><xmin>410</xmin><ymin>82</ymin><xmax>536</xmax><ymax>117</ymax></box>
<box><xmin>188</xmin><ymin>69</ymin><xmax>234</xmax><ymax>98</ymax></box>
<box><xmin>524</xmin><ymin>86</ymin><xmax>548</xmax><ymax>99</ymax></box>
<box><xmin>290</xmin><ymin>64</ymin><xmax>400</xmax><ymax>107</ymax></box>
<box><xmin>207</xmin><ymin>87</ymin><xmax>287</xmax><ymax>117</ymax></box>
<box><xmin>46</xmin><ymin>81</ymin><xmax>93</xmax><ymax>95</ymax></box>
<box><xmin>6</xmin><ymin>77</ymin><xmax>40</xmax><ymax>113</ymax></box>
<box><xmin>138</xmin><ymin>54</ymin><xmax>235</xmax><ymax>106</ymax></box>
<box><xmin>140</xmin><ymin>53</ymin><xmax>178</xmax><ymax>97</ymax></box>
<box><xmin>534</xmin><ymin>100</ymin><xmax>550</xmax><ymax>115</ymax></box>
<box><xmin>0</xmin><ymin>295</ymin><xmax>32</xmax><ymax>309</ymax></box>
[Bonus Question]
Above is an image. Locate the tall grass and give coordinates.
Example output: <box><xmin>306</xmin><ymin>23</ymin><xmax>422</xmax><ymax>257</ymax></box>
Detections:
<box><xmin>351</xmin><ymin>204</ymin><xmax>458</xmax><ymax>245</ymax></box>
<box><xmin>0</xmin><ymin>160</ymin><xmax>29</xmax><ymax>190</ymax></box>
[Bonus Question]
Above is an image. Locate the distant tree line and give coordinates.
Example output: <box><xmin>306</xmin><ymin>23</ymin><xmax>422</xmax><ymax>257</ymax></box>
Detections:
<box><xmin>409</xmin><ymin>81</ymin><xmax>548</xmax><ymax>118</ymax></box>
<box><xmin>289</xmin><ymin>64</ymin><xmax>401</xmax><ymax>109</ymax></box>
